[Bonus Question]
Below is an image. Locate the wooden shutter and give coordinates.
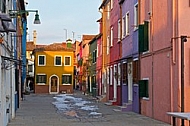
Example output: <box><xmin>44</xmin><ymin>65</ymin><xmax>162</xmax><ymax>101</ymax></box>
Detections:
<box><xmin>36</xmin><ymin>75</ymin><xmax>39</xmax><ymax>83</ymax></box>
<box><xmin>144</xmin><ymin>21</ymin><xmax>149</xmax><ymax>52</ymax></box>
<box><xmin>138</xmin><ymin>25</ymin><xmax>144</xmax><ymax>53</ymax></box>
<box><xmin>139</xmin><ymin>80</ymin><xmax>149</xmax><ymax>97</ymax></box>
<box><xmin>69</xmin><ymin>75</ymin><xmax>72</xmax><ymax>84</ymax></box>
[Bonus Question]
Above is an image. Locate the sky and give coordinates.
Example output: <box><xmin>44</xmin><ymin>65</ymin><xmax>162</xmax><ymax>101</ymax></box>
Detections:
<box><xmin>26</xmin><ymin>0</ymin><xmax>102</xmax><ymax>45</ymax></box>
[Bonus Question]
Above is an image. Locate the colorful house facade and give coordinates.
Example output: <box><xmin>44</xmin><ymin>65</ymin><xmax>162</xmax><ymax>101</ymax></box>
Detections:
<box><xmin>138</xmin><ymin>0</ymin><xmax>190</xmax><ymax>125</ymax></box>
<box><xmin>109</xmin><ymin>0</ymin><xmax>122</xmax><ymax>106</ymax></box>
<box><xmin>34</xmin><ymin>43</ymin><xmax>75</xmax><ymax>94</ymax></box>
<box><xmin>99</xmin><ymin>0</ymin><xmax>111</xmax><ymax>102</ymax></box>
<box><xmin>77</xmin><ymin>35</ymin><xmax>96</xmax><ymax>93</ymax></box>
<box><xmin>119</xmin><ymin>0</ymin><xmax>139</xmax><ymax>112</ymax></box>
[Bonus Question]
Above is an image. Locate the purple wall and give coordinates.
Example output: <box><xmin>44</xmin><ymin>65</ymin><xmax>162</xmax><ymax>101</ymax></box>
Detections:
<box><xmin>121</xmin><ymin>0</ymin><xmax>139</xmax><ymax>111</ymax></box>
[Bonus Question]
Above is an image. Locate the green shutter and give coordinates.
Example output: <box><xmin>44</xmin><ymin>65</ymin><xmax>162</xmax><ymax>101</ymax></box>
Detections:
<box><xmin>138</xmin><ymin>25</ymin><xmax>144</xmax><ymax>53</ymax></box>
<box><xmin>139</xmin><ymin>80</ymin><xmax>149</xmax><ymax>98</ymax></box>
<box><xmin>44</xmin><ymin>75</ymin><xmax>47</xmax><ymax>83</ymax></box>
<box><xmin>36</xmin><ymin>75</ymin><xmax>39</xmax><ymax>83</ymax></box>
<box><xmin>145</xmin><ymin>80</ymin><xmax>149</xmax><ymax>97</ymax></box>
<box><xmin>144</xmin><ymin>21</ymin><xmax>149</xmax><ymax>52</ymax></box>
<box><xmin>69</xmin><ymin>75</ymin><xmax>72</xmax><ymax>84</ymax></box>
<box><xmin>139</xmin><ymin>80</ymin><xmax>146</xmax><ymax>97</ymax></box>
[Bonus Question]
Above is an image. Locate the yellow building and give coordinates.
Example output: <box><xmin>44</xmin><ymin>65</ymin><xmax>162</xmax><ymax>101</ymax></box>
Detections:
<box><xmin>33</xmin><ymin>42</ymin><xmax>75</xmax><ymax>94</ymax></box>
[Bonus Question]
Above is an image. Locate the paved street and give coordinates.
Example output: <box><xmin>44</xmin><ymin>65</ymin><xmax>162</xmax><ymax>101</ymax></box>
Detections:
<box><xmin>8</xmin><ymin>91</ymin><xmax>170</xmax><ymax>126</ymax></box>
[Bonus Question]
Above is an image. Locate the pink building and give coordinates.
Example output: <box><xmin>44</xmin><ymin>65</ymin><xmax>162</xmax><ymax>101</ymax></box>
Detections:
<box><xmin>139</xmin><ymin>0</ymin><xmax>190</xmax><ymax>125</ymax></box>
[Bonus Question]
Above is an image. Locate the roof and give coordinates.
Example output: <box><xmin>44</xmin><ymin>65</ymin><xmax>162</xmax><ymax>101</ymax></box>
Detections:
<box><xmin>99</xmin><ymin>0</ymin><xmax>109</xmax><ymax>9</ymax></box>
<box><xmin>89</xmin><ymin>33</ymin><xmax>102</xmax><ymax>45</ymax></box>
<box><xmin>34</xmin><ymin>42</ymin><xmax>75</xmax><ymax>52</ymax></box>
<box><xmin>26</xmin><ymin>41</ymin><xmax>46</xmax><ymax>51</ymax></box>
<box><xmin>82</xmin><ymin>35</ymin><xmax>96</xmax><ymax>41</ymax></box>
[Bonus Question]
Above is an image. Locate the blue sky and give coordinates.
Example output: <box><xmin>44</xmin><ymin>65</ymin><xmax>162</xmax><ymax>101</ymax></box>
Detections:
<box><xmin>26</xmin><ymin>0</ymin><xmax>102</xmax><ymax>44</ymax></box>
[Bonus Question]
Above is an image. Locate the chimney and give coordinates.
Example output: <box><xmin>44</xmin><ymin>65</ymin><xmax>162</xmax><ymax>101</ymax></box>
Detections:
<box><xmin>33</xmin><ymin>30</ymin><xmax>37</xmax><ymax>45</ymax></box>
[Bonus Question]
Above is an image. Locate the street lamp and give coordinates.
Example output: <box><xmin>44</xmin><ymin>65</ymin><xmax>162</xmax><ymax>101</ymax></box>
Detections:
<box><xmin>9</xmin><ymin>10</ymin><xmax>41</xmax><ymax>24</ymax></box>
<box><xmin>8</xmin><ymin>9</ymin><xmax>41</xmax><ymax>99</ymax></box>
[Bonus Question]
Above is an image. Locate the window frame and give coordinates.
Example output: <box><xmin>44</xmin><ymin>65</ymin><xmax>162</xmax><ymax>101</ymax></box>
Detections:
<box><xmin>38</xmin><ymin>55</ymin><xmax>46</xmax><ymax>66</ymax></box>
<box><xmin>107</xmin><ymin>35</ymin><xmax>110</xmax><ymax>55</ymax></box>
<box><xmin>64</xmin><ymin>56</ymin><xmax>71</xmax><ymax>66</ymax></box>
<box><xmin>126</xmin><ymin>12</ymin><xmax>130</xmax><ymax>36</ymax></box>
<box><xmin>118</xmin><ymin>19</ymin><xmax>121</xmax><ymax>42</ymax></box>
<box><xmin>139</xmin><ymin>78</ymin><xmax>149</xmax><ymax>99</ymax></box>
<box><xmin>110</xmin><ymin>26</ymin><xmax>113</xmax><ymax>47</ymax></box>
<box><xmin>62</xmin><ymin>74</ymin><xmax>72</xmax><ymax>85</ymax></box>
<box><xmin>134</xmin><ymin>3</ymin><xmax>138</xmax><ymax>31</ymax></box>
<box><xmin>122</xmin><ymin>15</ymin><xmax>126</xmax><ymax>39</ymax></box>
<box><xmin>54</xmin><ymin>55</ymin><xmax>62</xmax><ymax>66</ymax></box>
<box><xmin>36</xmin><ymin>74</ymin><xmax>47</xmax><ymax>85</ymax></box>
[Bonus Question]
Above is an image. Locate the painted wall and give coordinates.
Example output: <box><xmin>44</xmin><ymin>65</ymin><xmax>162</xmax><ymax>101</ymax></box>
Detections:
<box><xmin>35</xmin><ymin>51</ymin><xmax>74</xmax><ymax>94</ymax></box>
<box><xmin>138</xmin><ymin>0</ymin><xmax>190</xmax><ymax>124</ymax></box>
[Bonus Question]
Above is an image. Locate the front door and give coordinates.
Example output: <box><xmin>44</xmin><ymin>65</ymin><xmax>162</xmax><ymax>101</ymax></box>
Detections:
<box><xmin>51</xmin><ymin>76</ymin><xmax>58</xmax><ymax>93</ymax></box>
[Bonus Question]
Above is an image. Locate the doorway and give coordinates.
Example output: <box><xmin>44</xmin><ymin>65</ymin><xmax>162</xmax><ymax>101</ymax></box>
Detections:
<box><xmin>128</xmin><ymin>62</ymin><xmax>133</xmax><ymax>101</ymax></box>
<box><xmin>50</xmin><ymin>76</ymin><xmax>58</xmax><ymax>93</ymax></box>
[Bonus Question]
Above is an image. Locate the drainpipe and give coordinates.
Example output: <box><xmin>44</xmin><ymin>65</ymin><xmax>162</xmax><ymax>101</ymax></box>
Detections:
<box><xmin>21</xmin><ymin>19</ymin><xmax>27</xmax><ymax>100</ymax></box>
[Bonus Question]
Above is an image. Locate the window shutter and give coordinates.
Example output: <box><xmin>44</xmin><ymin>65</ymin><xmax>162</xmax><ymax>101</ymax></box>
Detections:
<box><xmin>139</xmin><ymin>80</ymin><xmax>149</xmax><ymax>97</ymax></box>
<box><xmin>44</xmin><ymin>75</ymin><xmax>47</xmax><ymax>83</ymax></box>
<box><xmin>145</xmin><ymin>80</ymin><xmax>149</xmax><ymax>97</ymax></box>
<box><xmin>69</xmin><ymin>75</ymin><xmax>72</xmax><ymax>84</ymax></box>
<box><xmin>139</xmin><ymin>80</ymin><xmax>146</xmax><ymax>97</ymax></box>
<box><xmin>36</xmin><ymin>75</ymin><xmax>39</xmax><ymax>83</ymax></box>
<box><xmin>144</xmin><ymin>21</ymin><xmax>149</xmax><ymax>52</ymax></box>
<box><xmin>138</xmin><ymin>25</ymin><xmax>144</xmax><ymax>53</ymax></box>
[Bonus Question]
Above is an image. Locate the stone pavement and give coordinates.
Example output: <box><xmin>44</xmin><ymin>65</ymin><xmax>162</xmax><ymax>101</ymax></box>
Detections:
<box><xmin>8</xmin><ymin>91</ymin><xmax>171</xmax><ymax>126</ymax></box>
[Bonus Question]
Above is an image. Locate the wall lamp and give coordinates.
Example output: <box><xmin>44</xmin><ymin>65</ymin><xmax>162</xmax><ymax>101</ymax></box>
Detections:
<box><xmin>9</xmin><ymin>10</ymin><xmax>41</xmax><ymax>24</ymax></box>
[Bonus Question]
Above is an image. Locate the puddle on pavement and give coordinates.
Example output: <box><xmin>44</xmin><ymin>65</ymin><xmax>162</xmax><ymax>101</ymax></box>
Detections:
<box><xmin>52</xmin><ymin>94</ymin><xmax>103</xmax><ymax>120</ymax></box>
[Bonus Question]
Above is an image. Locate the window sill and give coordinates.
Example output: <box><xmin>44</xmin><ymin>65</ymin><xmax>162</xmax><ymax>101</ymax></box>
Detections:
<box><xmin>38</xmin><ymin>65</ymin><xmax>45</xmax><ymax>66</ymax></box>
<box><xmin>37</xmin><ymin>83</ymin><xmax>46</xmax><ymax>85</ymax></box>
<box><xmin>54</xmin><ymin>65</ymin><xmax>62</xmax><ymax>66</ymax></box>
<box><xmin>62</xmin><ymin>84</ymin><xmax>71</xmax><ymax>85</ymax></box>
<box><xmin>142</xmin><ymin>97</ymin><xmax>149</xmax><ymax>100</ymax></box>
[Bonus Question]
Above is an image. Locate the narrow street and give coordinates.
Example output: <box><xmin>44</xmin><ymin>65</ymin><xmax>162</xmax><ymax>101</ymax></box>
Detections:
<box><xmin>8</xmin><ymin>91</ymin><xmax>170</xmax><ymax>126</ymax></box>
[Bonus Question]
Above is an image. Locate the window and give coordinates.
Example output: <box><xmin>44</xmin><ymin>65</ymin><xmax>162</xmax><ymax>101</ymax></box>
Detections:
<box><xmin>55</xmin><ymin>56</ymin><xmax>62</xmax><ymax>66</ymax></box>
<box><xmin>107</xmin><ymin>36</ymin><xmax>110</xmax><ymax>54</ymax></box>
<box><xmin>134</xmin><ymin>3</ymin><xmax>138</xmax><ymax>30</ymax></box>
<box><xmin>126</xmin><ymin>12</ymin><xmax>130</xmax><ymax>35</ymax></box>
<box><xmin>139</xmin><ymin>79</ymin><xmax>149</xmax><ymax>98</ymax></box>
<box><xmin>36</xmin><ymin>74</ymin><xmax>47</xmax><ymax>84</ymax></box>
<box><xmin>38</xmin><ymin>55</ymin><xmax>45</xmax><ymax>66</ymax></box>
<box><xmin>138</xmin><ymin>21</ymin><xmax>149</xmax><ymax>53</ymax></box>
<box><xmin>107</xmin><ymin>67</ymin><xmax>109</xmax><ymax>85</ymax></box>
<box><xmin>94</xmin><ymin>50</ymin><xmax>97</xmax><ymax>63</ymax></box>
<box><xmin>118</xmin><ymin>20</ymin><xmax>121</xmax><ymax>41</ymax></box>
<box><xmin>28</xmin><ymin>65</ymin><xmax>33</xmax><ymax>72</ymax></box>
<box><xmin>110</xmin><ymin>66</ymin><xmax>113</xmax><ymax>85</ymax></box>
<box><xmin>122</xmin><ymin>16</ymin><xmax>126</xmax><ymax>38</ymax></box>
<box><xmin>92</xmin><ymin>50</ymin><xmax>97</xmax><ymax>63</ymax></box>
<box><xmin>64</xmin><ymin>56</ymin><xmax>71</xmax><ymax>66</ymax></box>
<box><xmin>133</xmin><ymin>60</ymin><xmax>139</xmax><ymax>83</ymax></box>
<box><xmin>110</xmin><ymin>27</ymin><xmax>113</xmax><ymax>46</ymax></box>
<box><xmin>62</xmin><ymin>74</ymin><xmax>72</xmax><ymax>85</ymax></box>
